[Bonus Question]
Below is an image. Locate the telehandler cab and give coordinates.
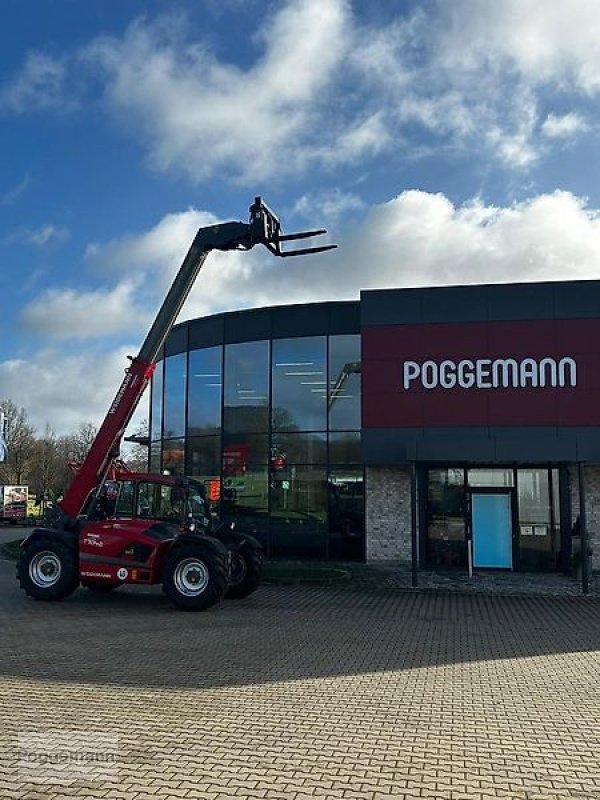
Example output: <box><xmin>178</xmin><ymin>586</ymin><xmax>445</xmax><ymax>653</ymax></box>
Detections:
<box><xmin>17</xmin><ymin>199</ymin><xmax>335</xmax><ymax>610</ymax></box>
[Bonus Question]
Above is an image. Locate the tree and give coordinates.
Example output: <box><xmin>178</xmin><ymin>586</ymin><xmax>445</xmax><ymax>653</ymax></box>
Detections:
<box><xmin>124</xmin><ymin>418</ymin><xmax>150</xmax><ymax>473</ymax></box>
<box><xmin>0</xmin><ymin>399</ymin><xmax>36</xmax><ymax>484</ymax></box>
<box><xmin>54</xmin><ymin>422</ymin><xmax>99</xmax><ymax>498</ymax></box>
<box><xmin>29</xmin><ymin>425</ymin><xmax>62</xmax><ymax>508</ymax></box>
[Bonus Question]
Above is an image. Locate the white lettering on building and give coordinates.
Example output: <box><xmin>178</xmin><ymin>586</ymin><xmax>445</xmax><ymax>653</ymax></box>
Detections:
<box><xmin>402</xmin><ymin>357</ymin><xmax>577</xmax><ymax>390</ymax></box>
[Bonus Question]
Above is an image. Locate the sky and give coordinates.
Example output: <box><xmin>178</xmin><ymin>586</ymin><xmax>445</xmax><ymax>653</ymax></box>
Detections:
<box><xmin>2</xmin><ymin>0</ymin><xmax>600</xmax><ymax>435</ymax></box>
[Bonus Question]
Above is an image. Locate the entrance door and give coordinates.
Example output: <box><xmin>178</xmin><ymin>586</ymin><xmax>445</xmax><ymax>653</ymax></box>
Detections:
<box><xmin>471</xmin><ymin>493</ymin><xmax>513</xmax><ymax>569</ymax></box>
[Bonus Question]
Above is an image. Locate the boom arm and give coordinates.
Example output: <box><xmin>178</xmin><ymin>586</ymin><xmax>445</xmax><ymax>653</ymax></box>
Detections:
<box><xmin>58</xmin><ymin>198</ymin><xmax>335</xmax><ymax>523</ymax></box>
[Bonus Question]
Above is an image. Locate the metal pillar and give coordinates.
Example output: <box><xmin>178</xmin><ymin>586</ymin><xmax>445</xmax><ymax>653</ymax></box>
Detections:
<box><xmin>410</xmin><ymin>462</ymin><xmax>418</xmax><ymax>588</ymax></box>
<box><xmin>577</xmin><ymin>462</ymin><xmax>590</xmax><ymax>595</ymax></box>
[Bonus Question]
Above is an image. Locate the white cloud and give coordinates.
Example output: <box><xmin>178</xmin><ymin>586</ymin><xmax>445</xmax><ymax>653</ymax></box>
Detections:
<box><xmin>86</xmin><ymin>209</ymin><xmax>269</xmax><ymax>320</ymax></box>
<box><xmin>84</xmin><ymin>1</ymin><xmax>353</xmax><ymax>182</ymax></box>
<box><xmin>0</xmin><ymin>345</ymin><xmax>148</xmax><ymax>436</ymax></box>
<box><xmin>17</xmin><ymin>224</ymin><xmax>70</xmax><ymax>247</ymax></box>
<box><xmin>80</xmin><ymin>190</ymin><xmax>600</xmax><ymax>325</ymax></box>
<box><xmin>335</xmin><ymin>190</ymin><xmax>600</xmax><ymax>290</ymax></box>
<box><xmin>85</xmin><ymin>208</ymin><xmax>217</xmax><ymax>278</ymax></box>
<box><xmin>5</xmin><ymin>1</ymin><xmax>600</xmax><ymax>178</ymax></box>
<box><xmin>293</xmin><ymin>189</ymin><xmax>364</xmax><ymax>221</ymax></box>
<box><xmin>436</xmin><ymin>0</ymin><xmax>600</xmax><ymax>93</ymax></box>
<box><xmin>541</xmin><ymin>112</ymin><xmax>589</xmax><ymax>139</ymax></box>
<box><xmin>485</xmin><ymin>90</ymin><xmax>539</xmax><ymax>168</ymax></box>
<box><xmin>21</xmin><ymin>281</ymin><xmax>149</xmax><ymax>340</ymax></box>
<box><xmin>1</xmin><ymin>173</ymin><xmax>31</xmax><ymax>205</ymax></box>
<box><xmin>0</xmin><ymin>52</ymin><xmax>70</xmax><ymax>113</ymax></box>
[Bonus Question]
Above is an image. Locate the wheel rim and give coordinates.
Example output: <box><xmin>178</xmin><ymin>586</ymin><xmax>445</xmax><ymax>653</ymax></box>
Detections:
<box><xmin>173</xmin><ymin>558</ymin><xmax>210</xmax><ymax>597</ymax></box>
<box><xmin>229</xmin><ymin>552</ymin><xmax>248</xmax><ymax>587</ymax></box>
<box><xmin>29</xmin><ymin>551</ymin><xmax>62</xmax><ymax>588</ymax></box>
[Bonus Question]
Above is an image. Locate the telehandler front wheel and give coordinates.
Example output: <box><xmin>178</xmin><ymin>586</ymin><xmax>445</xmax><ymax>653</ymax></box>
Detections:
<box><xmin>163</xmin><ymin>542</ymin><xmax>228</xmax><ymax>611</ymax></box>
<box><xmin>17</xmin><ymin>538</ymin><xmax>78</xmax><ymax>602</ymax></box>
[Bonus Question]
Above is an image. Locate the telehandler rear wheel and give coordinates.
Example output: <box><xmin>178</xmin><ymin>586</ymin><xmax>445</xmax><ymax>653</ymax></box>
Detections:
<box><xmin>163</xmin><ymin>541</ymin><xmax>228</xmax><ymax>611</ymax></box>
<box><xmin>226</xmin><ymin>542</ymin><xmax>263</xmax><ymax>599</ymax></box>
<box><xmin>17</xmin><ymin>538</ymin><xmax>78</xmax><ymax>602</ymax></box>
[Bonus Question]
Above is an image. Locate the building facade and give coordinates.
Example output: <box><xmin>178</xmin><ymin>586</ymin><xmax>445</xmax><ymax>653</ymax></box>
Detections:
<box><xmin>150</xmin><ymin>280</ymin><xmax>600</xmax><ymax>574</ymax></box>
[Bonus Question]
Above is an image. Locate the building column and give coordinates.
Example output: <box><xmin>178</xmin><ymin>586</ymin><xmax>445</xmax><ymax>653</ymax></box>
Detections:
<box><xmin>365</xmin><ymin>466</ymin><xmax>413</xmax><ymax>564</ymax></box>
<box><xmin>569</xmin><ymin>464</ymin><xmax>600</xmax><ymax>573</ymax></box>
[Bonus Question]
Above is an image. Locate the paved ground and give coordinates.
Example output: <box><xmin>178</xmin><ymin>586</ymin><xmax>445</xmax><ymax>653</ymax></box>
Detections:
<box><xmin>0</xmin><ymin>526</ymin><xmax>32</xmax><ymax>545</ymax></box>
<box><xmin>1</xmin><ymin>559</ymin><xmax>600</xmax><ymax>800</ymax></box>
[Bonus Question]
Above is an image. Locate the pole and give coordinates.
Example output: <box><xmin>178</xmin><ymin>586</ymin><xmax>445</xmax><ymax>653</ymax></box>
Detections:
<box><xmin>0</xmin><ymin>406</ymin><xmax>6</xmax><ymax>463</ymax></box>
<box><xmin>578</xmin><ymin>462</ymin><xmax>590</xmax><ymax>595</ymax></box>
<box><xmin>410</xmin><ymin>462</ymin><xmax>418</xmax><ymax>588</ymax></box>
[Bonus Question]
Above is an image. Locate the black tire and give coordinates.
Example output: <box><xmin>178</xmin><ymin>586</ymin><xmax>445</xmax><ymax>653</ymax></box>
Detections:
<box><xmin>162</xmin><ymin>541</ymin><xmax>228</xmax><ymax>611</ymax></box>
<box><xmin>226</xmin><ymin>542</ymin><xmax>263</xmax><ymax>599</ymax></box>
<box><xmin>82</xmin><ymin>582</ymin><xmax>119</xmax><ymax>592</ymax></box>
<box><xmin>17</xmin><ymin>537</ymin><xmax>78</xmax><ymax>602</ymax></box>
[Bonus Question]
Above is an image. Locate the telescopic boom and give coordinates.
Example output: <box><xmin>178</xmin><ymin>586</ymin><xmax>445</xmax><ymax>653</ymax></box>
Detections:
<box><xmin>57</xmin><ymin>199</ymin><xmax>336</xmax><ymax>524</ymax></box>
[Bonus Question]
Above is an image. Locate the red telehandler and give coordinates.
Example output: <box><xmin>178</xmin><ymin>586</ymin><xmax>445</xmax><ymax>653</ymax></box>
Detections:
<box><xmin>17</xmin><ymin>198</ymin><xmax>335</xmax><ymax>610</ymax></box>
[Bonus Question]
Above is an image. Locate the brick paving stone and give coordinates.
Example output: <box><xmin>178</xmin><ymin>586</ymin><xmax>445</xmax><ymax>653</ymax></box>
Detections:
<box><xmin>1</xmin><ymin>561</ymin><xmax>600</xmax><ymax>799</ymax></box>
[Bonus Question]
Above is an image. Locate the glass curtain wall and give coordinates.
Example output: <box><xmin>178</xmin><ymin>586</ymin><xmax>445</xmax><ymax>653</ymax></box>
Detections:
<box><xmin>222</xmin><ymin>341</ymin><xmax>271</xmax><ymax>550</ymax></box>
<box><xmin>271</xmin><ymin>337</ymin><xmax>327</xmax><ymax>557</ymax></box>
<box><xmin>161</xmin><ymin>353</ymin><xmax>186</xmax><ymax>476</ymax></box>
<box><xmin>186</xmin><ymin>346</ymin><xmax>223</xmax><ymax>512</ymax></box>
<box><xmin>150</xmin><ymin>331</ymin><xmax>364</xmax><ymax>560</ymax></box>
<box><xmin>327</xmin><ymin>335</ymin><xmax>363</xmax><ymax>559</ymax></box>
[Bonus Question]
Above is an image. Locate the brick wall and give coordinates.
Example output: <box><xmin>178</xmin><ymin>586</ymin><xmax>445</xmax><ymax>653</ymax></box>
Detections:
<box><xmin>569</xmin><ymin>464</ymin><xmax>600</xmax><ymax>572</ymax></box>
<box><xmin>365</xmin><ymin>467</ymin><xmax>413</xmax><ymax>563</ymax></box>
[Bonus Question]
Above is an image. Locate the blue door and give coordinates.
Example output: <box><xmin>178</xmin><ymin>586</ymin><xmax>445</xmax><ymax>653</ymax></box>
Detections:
<box><xmin>472</xmin><ymin>493</ymin><xmax>513</xmax><ymax>569</ymax></box>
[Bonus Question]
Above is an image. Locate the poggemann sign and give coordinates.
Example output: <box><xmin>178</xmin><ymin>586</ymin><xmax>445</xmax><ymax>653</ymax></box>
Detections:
<box><xmin>402</xmin><ymin>357</ymin><xmax>577</xmax><ymax>390</ymax></box>
<box><xmin>362</xmin><ymin>319</ymin><xmax>600</xmax><ymax>428</ymax></box>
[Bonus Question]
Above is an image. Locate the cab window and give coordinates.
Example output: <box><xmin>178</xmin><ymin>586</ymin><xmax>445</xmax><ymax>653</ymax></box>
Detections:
<box><xmin>136</xmin><ymin>482</ymin><xmax>155</xmax><ymax>518</ymax></box>
<box><xmin>116</xmin><ymin>481</ymin><xmax>135</xmax><ymax>517</ymax></box>
<box><xmin>155</xmin><ymin>485</ymin><xmax>184</xmax><ymax>520</ymax></box>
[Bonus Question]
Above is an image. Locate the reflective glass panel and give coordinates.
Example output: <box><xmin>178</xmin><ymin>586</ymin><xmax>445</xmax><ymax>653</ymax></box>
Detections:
<box><xmin>328</xmin><ymin>469</ymin><xmax>365</xmax><ymax>561</ymax></box>
<box><xmin>270</xmin><ymin>466</ymin><xmax>327</xmax><ymax>558</ymax></box>
<box><xmin>329</xmin><ymin>432</ymin><xmax>361</xmax><ymax>464</ymax></box>
<box><xmin>329</xmin><ymin>334</ymin><xmax>361</xmax><ymax>430</ymax></box>
<box><xmin>150</xmin><ymin>360</ymin><xmax>163</xmax><ymax>441</ymax></box>
<box><xmin>149</xmin><ymin>441</ymin><xmax>161</xmax><ymax>473</ymax></box>
<box><xmin>517</xmin><ymin>468</ymin><xmax>558</xmax><ymax>570</ymax></box>
<box><xmin>271</xmin><ymin>432</ymin><xmax>326</xmax><ymax>465</ymax></box>
<box><xmin>222</xmin><ymin>465</ymin><xmax>269</xmax><ymax>549</ymax></box>
<box><xmin>272</xmin><ymin>337</ymin><xmax>327</xmax><ymax>432</ymax></box>
<box><xmin>186</xmin><ymin>436</ymin><xmax>221</xmax><ymax>478</ymax></box>
<box><xmin>224</xmin><ymin>341</ymin><xmax>269</xmax><ymax>433</ymax></box>
<box><xmin>468</xmin><ymin>468</ymin><xmax>514</xmax><ymax>487</ymax></box>
<box><xmin>223</xmin><ymin>434</ymin><xmax>269</xmax><ymax>473</ymax></box>
<box><xmin>163</xmin><ymin>353</ymin><xmax>186</xmax><ymax>438</ymax></box>
<box><xmin>426</xmin><ymin>468</ymin><xmax>467</xmax><ymax>568</ymax></box>
<box><xmin>162</xmin><ymin>438</ymin><xmax>185</xmax><ymax>476</ymax></box>
<box><xmin>188</xmin><ymin>346</ymin><xmax>222</xmax><ymax>436</ymax></box>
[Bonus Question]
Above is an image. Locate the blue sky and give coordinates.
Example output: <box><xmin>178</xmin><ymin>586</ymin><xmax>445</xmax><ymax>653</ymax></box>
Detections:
<box><xmin>2</xmin><ymin>0</ymin><xmax>600</xmax><ymax>433</ymax></box>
